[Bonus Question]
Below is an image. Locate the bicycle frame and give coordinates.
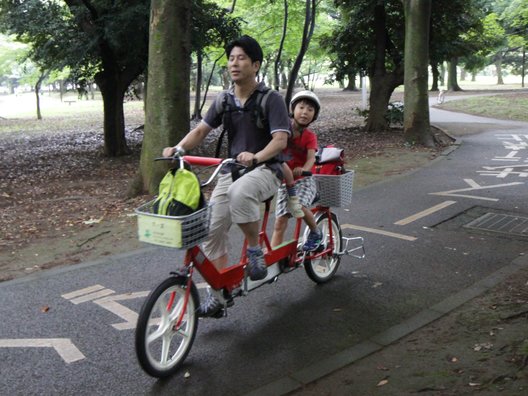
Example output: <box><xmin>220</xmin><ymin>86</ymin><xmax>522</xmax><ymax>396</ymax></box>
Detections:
<box><xmin>180</xmin><ymin>155</ymin><xmax>338</xmax><ymax>295</ymax></box>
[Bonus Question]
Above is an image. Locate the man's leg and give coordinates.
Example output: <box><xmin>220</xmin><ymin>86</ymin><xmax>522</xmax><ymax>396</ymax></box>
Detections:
<box><xmin>228</xmin><ymin>167</ymin><xmax>281</xmax><ymax>280</ymax></box>
<box><xmin>202</xmin><ymin>173</ymin><xmax>232</xmax><ymax>270</ymax></box>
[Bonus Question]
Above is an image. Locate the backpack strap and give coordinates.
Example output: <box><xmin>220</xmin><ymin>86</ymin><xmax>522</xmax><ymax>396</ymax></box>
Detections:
<box><xmin>214</xmin><ymin>91</ymin><xmax>230</xmax><ymax>158</ymax></box>
<box><xmin>253</xmin><ymin>87</ymin><xmax>272</xmax><ymax>129</ymax></box>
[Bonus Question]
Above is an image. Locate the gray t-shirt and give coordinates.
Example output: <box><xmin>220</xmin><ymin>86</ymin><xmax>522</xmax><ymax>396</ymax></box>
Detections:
<box><xmin>203</xmin><ymin>82</ymin><xmax>290</xmax><ymax>176</ymax></box>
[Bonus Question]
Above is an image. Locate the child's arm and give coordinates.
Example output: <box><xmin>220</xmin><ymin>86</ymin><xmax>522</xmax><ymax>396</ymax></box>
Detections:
<box><xmin>292</xmin><ymin>148</ymin><xmax>317</xmax><ymax>177</ymax></box>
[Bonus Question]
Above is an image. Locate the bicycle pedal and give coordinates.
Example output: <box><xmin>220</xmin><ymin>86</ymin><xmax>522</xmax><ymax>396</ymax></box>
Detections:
<box><xmin>314</xmin><ymin>243</ymin><xmax>325</xmax><ymax>253</ymax></box>
<box><xmin>211</xmin><ymin>309</ymin><xmax>226</xmax><ymax>319</ymax></box>
<box><xmin>278</xmin><ymin>258</ymin><xmax>293</xmax><ymax>273</ymax></box>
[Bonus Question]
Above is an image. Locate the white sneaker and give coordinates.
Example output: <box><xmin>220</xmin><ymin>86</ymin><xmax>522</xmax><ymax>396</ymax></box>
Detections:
<box><xmin>288</xmin><ymin>196</ymin><xmax>304</xmax><ymax>218</ymax></box>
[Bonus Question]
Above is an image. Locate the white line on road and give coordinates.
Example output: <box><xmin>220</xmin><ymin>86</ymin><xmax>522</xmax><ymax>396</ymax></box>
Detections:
<box><xmin>0</xmin><ymin>338</ymin><xmax>85</xmax><ymax>363</ymax></box>
<box><xmin>394</xmin><ymin>201</ymin><xmax>457</xmax><ymax>226</ymax></box>
<box><xmin>429</xmin><ymin>178</ymin><xmax>523</xmax><ymax>201</ymax></box>
<box><xmin>341</xmin><ymin>224</ymin><xmax>417</xmax><ymax>241</ymax></box>
<box><xmin>61</xmin><ymin>284</ymin><xmax>105</xmax><ymax>300</ymax></box>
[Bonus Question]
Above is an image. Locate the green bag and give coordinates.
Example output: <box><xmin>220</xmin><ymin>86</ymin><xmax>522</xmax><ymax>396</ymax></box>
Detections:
<box><xmin>152</xmin><ymin>168</ymin><xmax>203</xmax><ymax>216</ymax></box>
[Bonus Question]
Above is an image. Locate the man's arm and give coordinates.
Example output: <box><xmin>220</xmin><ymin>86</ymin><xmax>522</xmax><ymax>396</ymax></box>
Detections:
<box><xmin>237</xmin><ymin>131</ymin><xmax>288</xmax><ymax>166</ymax></box>
<box><xmin>162</xmin><ymin>121</ymin><xmax>213</xmax><ymax>157</ymax></box>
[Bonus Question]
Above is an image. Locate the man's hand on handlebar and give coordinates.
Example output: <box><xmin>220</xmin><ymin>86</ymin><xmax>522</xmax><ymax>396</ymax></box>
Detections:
<box><xmin>162</xmin><ymin>146</ymin><xmax>185</xmax><ymax>158</ymax></box>
<box><xmin>236</xmin><ymin>151</ymin><xmax>258</xmax><ymax>167</ymax></box>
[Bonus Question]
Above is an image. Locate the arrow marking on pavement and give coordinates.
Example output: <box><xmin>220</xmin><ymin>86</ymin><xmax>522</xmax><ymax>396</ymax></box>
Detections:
<box><xmin>94</xmin><ymin>291</ymin><xmax>150</xmax><ymax>330</ymax></box>
<box><xmin>394</xmin><ymin>201</ymin><xmax>457</xmax><ymax>226</ymax></box>
<box><xmin>429</xmin><ymin>178</ymin><xmax>524</xmax><ymax>201</ymax></box>
<box><xmin>0</xmin><ymin>338</ymin><xmax>85</xmax><ymax>363</ymax></box>
<box><xmin>341</xmin><ymin>224</ymin><xmax>417</xmax><ymax>241</ymax></box>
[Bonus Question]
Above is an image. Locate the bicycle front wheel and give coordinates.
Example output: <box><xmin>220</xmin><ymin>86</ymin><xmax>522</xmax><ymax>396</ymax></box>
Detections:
<box><xmin>303</xmin><ymin>211</ymin><xmax>342</xmax><ymax>284</ymax></box>
<box><xmin>135</xmin><ymin>276</ymin><xmax>199</xmax><ymax>378</ymax></box>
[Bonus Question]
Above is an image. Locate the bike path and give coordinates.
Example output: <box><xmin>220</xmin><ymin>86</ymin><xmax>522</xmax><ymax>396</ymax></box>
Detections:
<box><xmin>247</xmin><ymin>106</ymin><xmax>528</xmax><ymax>394</ymax></box>
<box><xmin>1</xmin><ymin>108</ymin><xmax>528</xmax><ymax>395</ymax></box>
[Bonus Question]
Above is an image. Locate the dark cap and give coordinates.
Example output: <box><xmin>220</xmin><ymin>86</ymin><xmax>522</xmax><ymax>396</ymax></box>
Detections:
<box><xmin>225</xmin><ymin>35</ymin><xmax>263</xmax><ymax>64</ymax></box>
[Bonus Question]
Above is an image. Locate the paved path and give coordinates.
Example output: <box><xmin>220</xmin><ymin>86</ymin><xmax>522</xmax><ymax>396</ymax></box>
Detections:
<box><xmin>1</xmin><ymin>102</ymin><xmax>527</xmax><ymax>396</ymax></box>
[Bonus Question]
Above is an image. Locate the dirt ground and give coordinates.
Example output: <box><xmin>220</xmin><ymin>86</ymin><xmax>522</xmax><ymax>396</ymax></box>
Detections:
<box><xmin>1</xmin><ymin>89</ymin><xmax>526</xmax><ymax>394</ymax></box>
<box><xmin>0</xmin><ymin>90</ymin><xmax>445</xmax><ymax>282</ymax></box>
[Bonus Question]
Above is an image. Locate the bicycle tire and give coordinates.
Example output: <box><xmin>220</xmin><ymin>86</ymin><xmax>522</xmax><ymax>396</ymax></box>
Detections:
<box><xmin>303</xmin><ymin>211</ymin><xmax>342</xmax><ymax>284</ymax></box>
<box><xmin>135</xmin><ymin>276</ymin><xmax>199</xmax><ymax>378</ymax></box>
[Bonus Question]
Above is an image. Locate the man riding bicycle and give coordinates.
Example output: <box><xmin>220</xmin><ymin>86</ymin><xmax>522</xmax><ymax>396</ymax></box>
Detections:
<box><xmin>163</xmin><ymin>35</ymin><xmax>290</xmax><ymax>315</ymax></box>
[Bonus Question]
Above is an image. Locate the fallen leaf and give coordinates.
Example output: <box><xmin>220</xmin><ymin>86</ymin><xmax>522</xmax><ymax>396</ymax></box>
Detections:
<box><xmin>83</xmin><ymin>217</ymin><xmax>103</xmax><ymax>225</ymax></box>
<box><xmin>184</xmin><ymin>371</ymin><xmax>191</xmax><ymax>379</ymax></box>
<box><xmin>372</xmin><ymin>282</ymin><xmax>383</xmax><ymax>288</ymax></box>
<box><xmin>41</xmin><ymin>306</ymin><xmax>50</xmax><ymax>313</ymax></box>
<box><xmin>377</xmin><ymin>379</ymin><xmax>389</xmax><ymax>387</ymax></box>
<box><xmin>469</xmin><ymin>382</ymin><xmax>481</xmax><ymax>387</ymax></box>
<box><xmin>473</xmin><ymin>342</ymin><xmax>493</xmax><ymax>351</ymax></box>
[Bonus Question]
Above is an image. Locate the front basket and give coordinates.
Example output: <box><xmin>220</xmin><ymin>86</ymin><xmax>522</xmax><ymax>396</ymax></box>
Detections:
<box><xmin>135</xmin><ymin>200</ymin><xmax>212</xmax><ymax>249</ymax></box>
<box><xmin>313</xmin><ymin>170</ymin><xmax>354</xmax><ymax>207</ymax></box>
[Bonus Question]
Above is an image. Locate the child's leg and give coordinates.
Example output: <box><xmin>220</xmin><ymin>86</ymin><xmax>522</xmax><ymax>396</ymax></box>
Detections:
<box><xmin>302</xmin><ymin>208</ymin><xmax>322</xmax><ymax>251</ymax></box>
<box><xmin>282</xmin><ymin>163</ymin><xmax>304</xmax><ymax>218</ymax></box>
<box><xmin>271</xmin><ymin>215</ymin><xmax>289</xmax><ymax>247</ymax></box>
<box><xmin>282</xmin><ymin>163</ymin><xmax>295</xmax><ymax>187</ymax></box>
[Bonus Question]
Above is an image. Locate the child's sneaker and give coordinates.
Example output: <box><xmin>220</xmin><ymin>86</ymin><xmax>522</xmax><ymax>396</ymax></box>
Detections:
<box><xmin>288</xmin><ymin>196</ymin><xmax>304</xmax><ymax>218</ymax></box>
<box><xmin>303</xmin><ymin>229</ymin><xmax>322</xmax><ymax>251</ymax></box>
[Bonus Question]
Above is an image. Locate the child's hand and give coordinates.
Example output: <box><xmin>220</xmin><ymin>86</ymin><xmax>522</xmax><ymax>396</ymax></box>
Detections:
<box><xmin>292</xmin><ymin>167</ymin><xmax>304</xmax><ymax>177</ymax></box>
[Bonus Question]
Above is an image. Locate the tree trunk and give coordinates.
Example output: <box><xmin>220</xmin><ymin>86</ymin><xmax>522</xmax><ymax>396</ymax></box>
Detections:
<box><xmin>448</xmin><ymin>57</ymin><xmax>462</xmax><ymax>91</ymax></box>
<box><xmin>495</xmin><ymin>58</ymin><xmax>504</xmax><ymax>85</ymax></box>
<box><xmin>365</xmin><ymin>2</ymin><xmax>404</xmax><ymax>132</ymax></box>
<box><xmin>430</xmin><ymin>62</ymin><xmax>439</xmax><ymax>91</ymax></box>
<box><xmin>64</xmin><ymin>0</ymin><xmax>145</xmax><ymax>158</ymax></box>
<box><xmin>344</xmin><ymin>72</ymin><xmax>357</xmax><ymax>91</ymax></box>
<box><xmin>274</xmin><ymin>0</ymin><xmax>288</xmax><ymax>91</ymax></box>
<box><xmin>200</xmin><ymin>53</ymin><xmax>223</xmax><ymax>115</ymax></box>
<box><xmin>285</xmin><ymin>0</ymin><xmax>316</xmax><ymax>105</ymax></box>
<box><xmin>403</xmin><ymin>0</ymin><xmax>433</xmax><ymax>147</ymax></box>
<box><xmin>137</xmin><ymin>0</ymin><xmax>191</xmax><ymax>195</ymax></box>
<box><xmin>366</xmin><ymin>74</ymin><xmax>401</xmax><ymax>131</ymax></box>
<box><xmin>35</xmin><ymin>71</ymin><xmax>48</xmax><ymax>120</ymax></box>
<box><xmin>192</xmin><ymin>50</ymin><xmax>203</xmax><ymax>120</ymax></box>
<box><xmin>97</xmin><ymin>80</ymin><xmax>128</xmax><ymax>156</ymax></box>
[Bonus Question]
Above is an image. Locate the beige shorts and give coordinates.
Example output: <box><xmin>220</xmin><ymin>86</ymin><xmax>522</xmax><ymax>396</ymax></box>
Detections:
<box><xmin>202</xmin><ymin>166</ymin><xmax>281</xmax><ymax>261</ymax></box>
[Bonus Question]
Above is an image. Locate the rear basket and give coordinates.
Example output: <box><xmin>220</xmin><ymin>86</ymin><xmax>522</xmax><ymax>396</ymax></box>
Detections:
<box><xmin>313</xmin><ymin>170</ymin><xmax>354</xmax><ymax>207</ymax></box>
<box><xmin>135</xmin><ymin>200</ymin><xmax>212</xmax><ymax>249</ymax></box>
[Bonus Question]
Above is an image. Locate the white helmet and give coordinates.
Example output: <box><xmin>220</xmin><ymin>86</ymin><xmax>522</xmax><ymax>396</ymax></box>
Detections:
<box><xmin>290</xmin><ymin>90</ymin><xmax>321</xmax><ymax>121</ymax></box>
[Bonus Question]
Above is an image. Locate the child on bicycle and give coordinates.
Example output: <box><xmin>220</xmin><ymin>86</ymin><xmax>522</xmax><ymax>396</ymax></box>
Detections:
<box><xmin>271</xmin><ymin>90</ymin><xmax>322</xmax><ymax>251</ymax></box>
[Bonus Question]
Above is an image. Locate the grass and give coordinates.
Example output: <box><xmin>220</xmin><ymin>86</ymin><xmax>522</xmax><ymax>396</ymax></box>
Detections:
<box><xmin>438</xmin><ymin>93</ymin><xmax>528</xmax><ymax>122</ymax></box>
<box><xmin>0</xmin><ymin>92</ymin><xmax>145</xmax><ymax>134</ymax></box>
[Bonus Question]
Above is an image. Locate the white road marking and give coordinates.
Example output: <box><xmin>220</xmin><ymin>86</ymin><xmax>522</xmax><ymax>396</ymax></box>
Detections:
<box><xmin>429</xmin><ymin>178</ymin><xmax>523</xmax><ymax>201</ymax></box>
<box><xmin>94</xmin><ymin>292</ymin><xmax>150</xmax><ymax>330</ymax></box>
<box><xmin>0</xmin><ymin>338</ymin><xmax>85</xmax><ymax>363</ymax></box>
<box><xmin>61</xmin><ymin>284</ymin><xmax>105</xmax><ymax>300</ymax></box>
<box><xmin>341</xmin><ymin>224</ymin><xmax>417</xmax><ymax>241</ymax></box>
<box><xmin>394</xmin><ymin>201</ymin><xmax>457</xmax><ymax>226</ymax></box>
<box><xmin>67</xmin><ymin>288</ymin><xmax>115</xmax><ymax>304</ymax></box>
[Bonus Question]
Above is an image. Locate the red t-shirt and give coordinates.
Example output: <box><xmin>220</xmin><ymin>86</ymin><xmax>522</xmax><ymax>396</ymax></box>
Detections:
<box><xmin>285</xmin><ymin>128</ymin><xmax>318</xmax><ymax>171</ymax></box>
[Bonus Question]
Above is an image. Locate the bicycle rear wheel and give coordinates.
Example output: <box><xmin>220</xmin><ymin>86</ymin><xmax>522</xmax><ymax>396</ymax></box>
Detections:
<box><xmin>135</xmin><ymin>276</ymin><xmax>199</xmax><ymax>378</ymax></box>
<box><xmin>303</xmin><ymin>211</ymin><xmax>342</xmax><ymax>283</ymax></box>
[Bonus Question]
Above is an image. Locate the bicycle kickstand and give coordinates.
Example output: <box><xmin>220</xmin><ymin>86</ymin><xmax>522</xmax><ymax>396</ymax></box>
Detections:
<box><xmin>338</xmin><ymin>236</ymin><xmax>366</xmax><ymax>259</ymax></box>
